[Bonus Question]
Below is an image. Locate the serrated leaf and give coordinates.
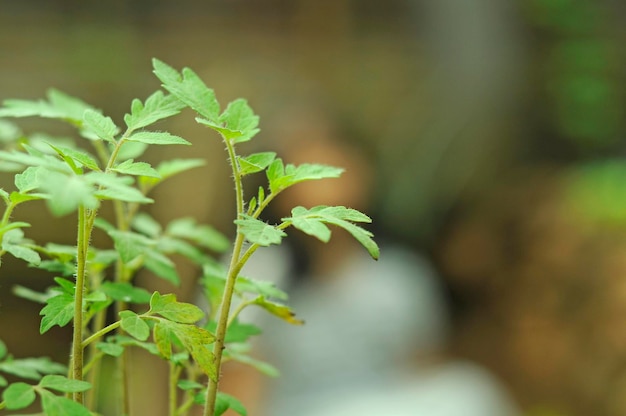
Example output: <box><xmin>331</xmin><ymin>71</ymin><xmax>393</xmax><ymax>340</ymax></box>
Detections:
<box><xmin>238</xmin><ymin>152</ymin><xmax>276</xmax><ymax>175</ymax></box>
<box><xmin>153</xmin><ymin>321</ymin><xmax>172</xmax><ymax>359</ymax></box>
<box><xmin>120</xmin><ymin>311</ymin><xmax>150</xmax><ymax>341</ymax></box>
<box><xmin>100</xmin><ymin>282</ymin><xmax>151</xmax><ymax>304</ymax></box>
<box><xmin>14</xmin><ymin>166</ymin><xmax>41</xmax><ymax>192</ymax></box>
<box><xmin>152</xmin><ymin>59</ymin><xmax>220</xmax><ymax>121</ymax></box>
<box><xmin>268</xmin><ymin>161</ymin><xmax>344</xmax><ymax>194</ymax></box>
<box><xmin>235</xmin><ymin>276</ymin><xmax>288</xmax><ymax>301</ymax></box>
<box><xmin>166</xmin><ymin>217</ymin><xmax>230</xmax><ymax>252</ymax></box>
<box><xmin>198</xmin><ymin>98</ymin><xmax>260</xmax><ymax>143</ymax></box>
<box><xmin>39</xmin><ymin>294</ymin><xmax>74</xmax><ymax>333</ymax></box>
<box><xmin>39</xmin><ymin>388</ymin><xmax>91</xmax><ymax>416</ymax></box>
<box><xmin>251</xmin><ymin>296</ymin><xmax>303</xmax><ymax>325</ymax></box>
<box><xmin>39</xmin><ymin>375</ymin><xmax>91</xmax><ymax>393</ymax></box>
<box><xmin>234</xmin><ymin>215</ymin><xmax>286</xmax><ymax>246</ymax></box>
<box><xmin>112</xmin><ymin>159</ymin><xmax>160</xmax><ymax>178</ymax></box>
<box><xmin>284</xmin><ymin>205</ymin><xmax>379</xmax><ymax>260</ymax></box>
<box><xmin>215</xmin><ymin>392</ymin><xmax>248</xmax><ymax>416</ymax></box>
<box><xmin>124</xmin><ymin>91</ymin><xmax>186</xmax><ymax>130</ymax></box>
<box><xmin>37</xmin><ymin>170</ymin><xmax>99</xmax><ymax>216</ymax></box>
<box><xmin>126</xmin><ymin>131</ymin><xmax>190</xmax><ymax>146</ymax></box>
<box><xmin>0</xmin><ymin>89</ymin><xmax>93</xmax><ymax>123</ymax></box>
<box><xmin>87</xmin><ymin>171</ymin><xmax>153</xmax><ymax>204</ymax></box>
<box><xmin>82</xmin><ymin>109</ymin><xmax>118</xmax><ymax>143</ymax></box>
<box><xmin>2</xmin><ymin>228</ymin><xmax>41</xmax><ymax>265</ymax></box>
<box><xmin>219</xmin><ymin>99</ymin><xmax>259</xmax><ymax>137</ymax></box>
<box><xmin>2</xmin><ymin>382</ymin><xmax>36</xmax><ymax>410</ymax></box>
<box><xmin>149</xmin><ymin>292</ymin><xmax>204</xmax><ymax>324</ymax></box>
<box><xmin>172</xmin><ymin>324</ymin><xmax>216</xmax><ymax>381</ymax></box>
<box><xmin>47</xmin><ymin>144</ymin><xmax>101</xmax><ymax>172</ymax></box>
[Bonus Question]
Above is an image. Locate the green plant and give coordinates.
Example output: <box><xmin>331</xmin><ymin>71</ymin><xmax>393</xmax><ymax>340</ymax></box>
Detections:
<box><xmin>0</xmin><ymin>59</ymin><xmax>379</xmax><ymax>416</ymax></box>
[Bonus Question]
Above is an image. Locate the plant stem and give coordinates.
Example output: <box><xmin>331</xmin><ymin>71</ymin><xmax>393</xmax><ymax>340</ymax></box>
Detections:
<box><xmin>169</xmin><ymin>362</ymin><xmax>182</xmax><ymax>416</ymax></box>
<box><xmin>203</xmin><ymin>138</ymin><xmax>246</xmax><ymax>416</ymax></box>
<box><xmin>71</xmin><ymin>205</ymin><xmax>89</xmax><ymax>403</ymax></box>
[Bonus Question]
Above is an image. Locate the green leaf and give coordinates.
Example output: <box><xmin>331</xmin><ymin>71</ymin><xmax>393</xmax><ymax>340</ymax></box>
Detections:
<box><xmin>149</xmin><ymin>292</ymin><xmax>205</xmax><ymax>324</ymax></box>
<box><xmin>152</xmin><ymin>59</ymin><xmax>220</xmax><ymax>121</ymax></box>
<box><xmin>153</xmin><ymin>321</ymin><xmax>172</xmax><ymax>360</ymax></box>
<box><xmin>235</xmin><ymin>276</ymin><xmax>288</xmax><ymax>301</ymax></box>
<box><xmin>39</xmin><ymin>388</ymin><xmax>91</xmax><ymax>416</ymax></box>
<box><xmin>131</xmin><ymin>212</ymin><xmax>163</xmax><ymax>238</ymax></box>
<box><xmin>166</xmin><ymin>217</ymin><xmax>230</xmax><ymax>252</ymax></box>
<box><xmin>126</xmin><ymin>131</ymin><xmax>190</xmax><ymax>146</ymax></box>
<box><xmin>268</xmin><ymin>160</ymin><xmax>344</xmax><ymax>194</ymax></box>
<box><xmin>173</xmin><ymin>324</ymin><xmax>216</xmax><ymax>381</ymax></box>
<box><xmin>115</xmin><ymin>141</ymin><xmax>148</xmax><ymax>161</ymax></box>
<box><xmin>197</xmin><ymin>98</ymin><xmax>259</xmax><ymax>143</ymax></box>
<box><xmin>39</xmin><ymin>375</ymin><xmax>91</xmax><ymax>393</ymax></box>
<box><xmin>86</xmin><ymin>172</ymin><xmax>153</xmax><ymax>204</ymax></box>
<box><xmin>37</xmin><ymin>170</ymin><xmax>99</xmax><ymax>216</ymax></box>
<box><xmin>15</xmin><ymin>166</ymin><xmax>41</xmax><ymax>192</ymax></box>
<box><xmin>218</xmin><ymin>99</ymin><xmax>259</xmax><ymax>142</ymax></box>
<box><xmin>0</xmin><ymin>339</ymin><xmax>6</xmax><ymax>359</ymax></box>
<box><xmin>12</xmin><ymin>285</ymin><xmax>50</xmax><ymax>304</ymax></box>
<box><xmin>82</xmin><ymin>109</ymin><xmax>118</xmax><ymax>143</ymax></box>
<box><xmin>154</xmin><ymin>158</ymin><xmax>206</xmax><ymax>180</ymax></box>
<box><xmin>228</xmin><ymin>351</ymin><xmax>279</xmax><ymax>378</ymax></box>
<box><xmin>234</xmin><ymin>215</ymin><xmax>286</xmax><ymax>246</ymax></box>
<box><xmin>96</xmin><ymin>342</ymin><xmax>125</xmax><ymax>357</ymax></box>
<box><xmin>2</xmin><ymin>228</ymin><xmax>41</xmax><ymax>265</ymax></box>
<box><xmin>251</xmin><ymin>296</ymin><xmax>303</xmax><ymax>325</ymax></box>
<box><xmin>177</xmin><ymin>379</ymin><xmax>204</xmax><ymax>391</ymax></box>
<box><xmin>215</xmin><ymin>392</ymin><xmax>248</xmax><ymax>416</ymax></box>
<box><xmin>9</xmin><ymin>191</ymin><xmax>46</xmax><ymax>205</ymax></box>
<box><xmin>39</xmin><ymin>294</ymin><xmax>74</xmax><ymax>333</ymax></box>
<box><xmin>2</xmin><ymin>382</ymin><xmax>36</xmax><ymax>410</ymax></box>
<box><xmin>144</xmin><ymin>248</ymin><xmax>180</xmax><ymax>285</ymax></box>
<box><xmin>124</xmin><ymin>91</ymin><xmax>186</xmax><ymax>130</ymax></box>
<box><xmin>100</xmin><ymin>282</ymin><xmax>152</xmax><ymax>304</ymax></box>
<box><xmin>158</xmin><ymin>236</ymin><xmax>211</xmax><ymax>265</ymax></box>
<box><xmin>284</xmin><ymin>205</ymin><xmax>379</xmax><ymax>260</ymax></box>
<box><xmin>0</xmin><ymin>89</ymin><xmax>93</xmax><ymax>123</ymax></box>
<box><xmin>238</xmin><ymin>152</ymin><xmax>276</xmax><ymax>175</ymax></box>
<box><xmin>223</xmin><ymin>321</ymin><xmax>262</xmax><ymax>343</ymax></box>
<box><xmin>47</xmin><ymin>144</ymin><xmax>101</xmax><ymax>172</ymax></box>
<box><xmin>111</xmin><ymin>159</ymin><xmax>160</xmax><ymax>178</ymax></box>
<box><xmin>0</xmin><ymin>357</ymin><xmax>66</xmax><ymax>380</ymax></box>
<box><xmin>119</xmin><ymin>310</ymin><xmax>150</xmax><ymax>341</ymax></box>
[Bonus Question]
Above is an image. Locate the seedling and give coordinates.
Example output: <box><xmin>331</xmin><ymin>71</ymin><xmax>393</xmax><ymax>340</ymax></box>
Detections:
<box><xmin>0</xmin><ymin>59</ymin><xmax>378</xmax><ymax>416</ymax></box>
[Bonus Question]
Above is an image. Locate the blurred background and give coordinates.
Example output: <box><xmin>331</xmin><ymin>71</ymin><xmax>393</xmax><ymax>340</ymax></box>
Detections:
<box><xmin>0</xmin><ymin>0</ymin><xmax>625</xmax><ymax>415</ymax></box>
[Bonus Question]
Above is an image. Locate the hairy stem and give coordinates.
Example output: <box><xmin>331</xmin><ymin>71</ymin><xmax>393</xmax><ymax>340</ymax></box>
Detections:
<box><xmin>71</xmin><ymin>205</ymin><xmax>89</xmax><ymax>403</ymax></box>
<box><xmin>203</xmin><ymin>138</ymin><xmax>246</xmax><ymax>416</ymax></box>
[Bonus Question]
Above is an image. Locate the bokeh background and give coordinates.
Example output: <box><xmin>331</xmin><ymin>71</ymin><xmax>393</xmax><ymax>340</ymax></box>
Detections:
<box><xmin>0</xmin><ymin>0</ymin><xmax>625</xmax><ymax>415</ymax></box>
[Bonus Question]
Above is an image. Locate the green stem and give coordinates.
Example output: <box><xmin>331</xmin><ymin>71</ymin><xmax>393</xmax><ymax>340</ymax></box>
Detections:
<box><xmin>71</xmin><ymin>205</ymin><xmax>89</xmax><ymax>403</ymax></box>
<box><xmin>82</xmin><ymin>321</ymin><xmax>122</xmax><ymax>348</ymax></box>
<box><xmin>169</xmin><ymin>362</ymin><xmax>183</xmax><ymax>416</ymax></box>
<box><xmin>203</xmin><ymin>138</ymin><xmax>246</xmax><ymax>416</ymax></box>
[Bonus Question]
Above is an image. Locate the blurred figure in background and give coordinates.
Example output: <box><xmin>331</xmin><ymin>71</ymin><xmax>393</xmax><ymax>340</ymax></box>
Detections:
<box><xmin>236</xmin><ymin>107</ymin><xmax>520</xmax><ymax>416</ymax></box>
